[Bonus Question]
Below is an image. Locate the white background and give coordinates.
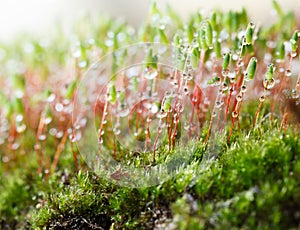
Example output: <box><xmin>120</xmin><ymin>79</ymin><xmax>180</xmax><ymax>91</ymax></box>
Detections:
<box><xmin>0</xmin><ymin>0</ymin><xmax>299</xmax><ymax>41</ymax></box>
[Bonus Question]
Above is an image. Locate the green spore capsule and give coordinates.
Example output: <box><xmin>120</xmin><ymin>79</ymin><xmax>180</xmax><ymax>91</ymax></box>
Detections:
<box><xmin>198</xmin><ymin>28</ymin><xmax>208</xmax><ymax>50</ymax></box>
<box><xmin>65</xmin><ymin>81</ymin><xmax>77</xmax><ymax>99</ymax></box>
<box><xmin>290</xmin><ymin>30</ymin><xmax>299</xmax><ymax>52</ymax></box>
<box><xmin>275</xmin><ymin>42</ymin><xmax>285</xmax><ymax>60</ymax></box>
<box><xmin>13</xmin><ymin>74</ymin><xmax>26</xmax><ymax>91</ymax></box>
<box><xmin>186</xmin><ymin>22</ymin><xmax>194</xmax><ymax>43</ymax></box>
<box><xmin>118</xmin><ymin>91</ymin><xmax>125</xmax><ymax>103</ymax></box>
<box><xmin>158</xmin><ymin>28</ymin><xmax>169</xmax><ymax>44</ymax></box>
<box><xmin>264</xmin><ymin>63</ymin><xmax>275</xmax><ymax>81</ymax></box>
<box><xmin>45</xmin><ymin>105</ymin><xmax>52</xmax><ymax>118</ymax></box>
<box><xmin>162</xmin><ymin>96</ymin><xmax>172</xmax><ymax>112</ymax></box>
<box><xmin>173</xmin><ymin>34</ymin><xmax>181</xmax><ymax>47</ymax></box>
<box><xmin>245</xmin><ymin>22</ymin><xmax>254</xmax><ymax>45</ymax></box>
<box><xmin>210</xmin><ymin>11</ymin><xmax>217</xmax><ymax>29</ymax></box>
<box><xmin>245</xmin><ymin>57</ymin><xmax>257</xmax><ymax>81</ymax></box>
<box><xmin>204</xmin><ymin>21</ymin><xmax>213</xmax><ymax>49</ymax></box>
<box><xmin>13</xmin><ymin>97</ymin><xmax>24</xmax><ymax>114</ymax></box>
<box><xmin>108</xmin><ymin>84</ymin><xmax>117</xmax><ymax>104</ymax></box>
<box><xmin>222</xmin><ymin>52</ymin><xmax>231</xmax><ymax>70</ymax></box>
<box><xmin>272</xmin><ymin>0</ymin><xmax>283</xmax><ymax>16</ymax></box>
<box><xmin>191</xmin><ymin>48</ymin><xmax>200</xmax><ymax>69</ymax></box>
<box><xmin>215</xmin><ymin>39</ymin><xmax>222</xmax><ymax>58</ymax></box>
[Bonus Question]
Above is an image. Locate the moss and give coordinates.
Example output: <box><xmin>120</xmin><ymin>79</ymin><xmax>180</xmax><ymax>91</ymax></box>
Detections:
<box><xmin>1</xmin><ymin>1</ymin><xmax>300</xmax><ymax>229</ymax></box>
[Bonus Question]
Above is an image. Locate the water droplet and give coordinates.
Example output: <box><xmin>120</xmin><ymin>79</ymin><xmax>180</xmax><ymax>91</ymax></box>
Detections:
<box><xmin>98</xmin><ymin>138</ymin><xmax>103</xmax><ymax>144</ymax></box>
<box><xmin>222</xmin><ymin>83</ymin><xmax>229</xmax><ymax>91</ymax></box>
<box><xmin>151</xmin><ymin>104</ymin><xmax>159</xmax><ymax>114</ymax></box>
<box><xmin>291</xmin><ymin>51</ymin><xmax>297</xmax><ymax>58</ymax></box>
<box><xmin>285</xmin><ymin>69</ymin><xmax>292</xmax><ymax>77</ymax></box>
<box><xmin>113</xmin><ymin>128</ymin><xmax>121</xmax><ymax>136</ymax></box>
<box><xmin>16</xmin><ymin>123</ymin><xmax>26</xmax><ymax>133</ymax></box>
<box><xmin>232</xmin><ymin>111</ymin><xmax>238</xmax><ymax>118</ymax></box>
<box><xmin>236</xmin><ymin>93</ymin><xmax>243</xmax><ymax>102</ymax></box>
<box><xmin>15</xmin><ymin>114</ymin><xmax>23</xmax><ymax>122</ymax></box>
<box><xmin>49</xmin><ymin>128</ymin><xmax>57</xmax><ymax>136</ymax></box>
<box><xmin>11</xmin><ymin>142</ymin><xmax>20</xmax><ymax>150</ymax></box>
<box><xmin>212</xmin><ymin>111</ymin><xmax>217</xmax><ymax>117</ymax></box>
<box><xmin>183</xmin><ymin>86</ymin><xmax>189</xmax><ymax>95</ymax></box>
<box><xmin>222</xmin><ymin>69</ymin><xmax>229</xmax><ymax>77</ymax></box>
<box><xmin>118</xmin><ymin>104</ymin><xmax>130</xmax><ymax>117</ymax></box>
<box><xmin>55</xmin><ymin>103</ymin><xmax>64</xmax><ymax>112</ymax></box>
<box><xmin>78</xmin><ymin>60</ymin><xmax>87</xmax><ymax>69</ymax></box>
<box><xmin>263</xmin><ymin>78</ymin><xmax>276</xmax><ymax>90</ymax></box>
<box><xmin>146</xmin><ymin>117</ymin><xmax>152</xmax><ymax>123</ymax></box>
<box><xmin>292</xmin><ymin>90</ymin><xmax>299</xmax><ymax>99</ymax></box>
<box><xmin>99</xmin><ymin>130</ymin><xmax>105</xmax><ymax>136</ymax></box>
<box><xmin>47</xmin><ymin>93</ymin><xmax>56</xmax><ymax>102</ymax></box>
<box><xmin>144</xmin><ymin>68</ymin><xmax>158</xmax><ymax>80</ymax></box>
<box><xmin>215</xmin><ymin>100</ymin><xmax>223</xmax><ymax>109</ymax></box>
<box><xmin>44</xmin><ymin>117</ymin><xmax>52</xmax><ymax>125</ymax></box>
<box><xmin>56</xmin><ymin>131</ymin><xmax>64</xmax><ymax>139</ymax></box>
<box><xmin>157</xmin><ymin>111</ymin><xmax>167</xmax><ymax>119</ymax></box>
<box><xmin>39</xmin><ymin>134</ymin><xmax>47</xmax><ymax>141</ymax></box>
<box><xmin>241</xmin><ymin>85</ymin><xmax>247</xmax><ymax>93</ymax></box>
<box><xmin>259</xmin><ymin>95</ymin><xmax>265</xmax><ymax>102</ymax></box>
<box><xmin>237</xmin><ymin>60</ymin><xmax>244</xmax><ymax>67</ymax></box>
<box><xmin>165</xmin><ymin>91</ymin><xmax>173</xmax><ymax>97</ymax></box>
<box><xmin>183</xmin><ymin>122</ymin><xmax>190</xmax><ymax>131</ymax></box>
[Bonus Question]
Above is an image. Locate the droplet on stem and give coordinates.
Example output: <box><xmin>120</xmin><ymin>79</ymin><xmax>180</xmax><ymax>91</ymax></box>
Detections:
<box><xmin>232</xmin><ymin>111</ymin><xmax>238</xmax><ymax>118</ymax></box>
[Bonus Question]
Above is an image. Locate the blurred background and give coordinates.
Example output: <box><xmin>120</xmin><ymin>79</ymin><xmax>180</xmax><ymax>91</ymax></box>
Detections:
<box><xmin>0</xmin><ymin>0</ymin><xmax>300</xmax><ymax>41</ymax></box>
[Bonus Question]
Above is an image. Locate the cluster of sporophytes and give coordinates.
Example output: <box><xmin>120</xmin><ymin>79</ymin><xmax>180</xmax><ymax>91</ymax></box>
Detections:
<box><xmin>0</xmin><ymin>0</ymin><xmax>300</xmax><ymax>229</ymax></box>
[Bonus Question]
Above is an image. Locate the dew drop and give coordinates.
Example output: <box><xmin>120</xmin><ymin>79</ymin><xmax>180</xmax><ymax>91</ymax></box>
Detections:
<box><xmin>99</xmin><ymin>130</ymin><xmax>105</xmax><ymax>136</ymax></box>
<box><xmin>44</xmin><ymin>117</ymin><xmax>52</xmax><ymax>125</ymax></box>
<box><xmin>55</xmin><ymin>103</ymin><xmax>64</xmax><ymax>112</ymax></box>
<box><xmin>222</xmin><ymin>83</ymin><xmax>229</xmax><ymax>91</ymax></box>
<box><xmin>241</xmin><ymin>85</ymin><xmax>247</xmax><ymax>93</ymax></box>
<box><xmin>113</xmin><ymin>128</ymin><xmax>121</xmax><ymax>136</ymax></box>
<box><xmin>236</xmin><ymin>93</ymin><xmax>243</xmax><ymax>102</ymax></box>
<box><xmin>285</xmin><ymin>69</ymin><xmax>292</xmax><ymax>77</ymax></box>
<box><xmin>56</xmin><ymin>131</ymin><xmax>64</xmax><ymax>139</ymax></box>
<box><xmin>49</xmin><ymin>128</ymin><xmax>57</xmax><ymax>136</ymax></box>
<box><xmin>144</xmin><ymin>68</ymin><xmax>158</xmax><ymax>80</ymax></box>
<box><xmin>291</xmin><ymin>51</ymin><xmax>297</xmax><ymax>58</ymax></box>
<box><xmin>259</xmin><ymin>95</ymin><xmax>265</xmax><ymax>102</ymax></box>
<box><xmin>215</xmin><ymin>100</ymin><xmax>223</xmax><ymax>109</ymax></box>
<box><xmin>183</xmin><ymin>86</ymin><xmax>189</xmax><ymax>95</ymax></box>
<box><xmin>165</xmin><ymin>91</ymin><xmax>172</xmax><ymax>97</ymax></box>
<box><xmin>291</xmin><ymin>89</ymin><xmax>299</xmax><ymax>99</ymax></box>
<box><xmin>118</xmin><ymin>103</ymin><xmax>130</xmax><ymax>117</ymax></box>
<box><xmin>263</xmin><ymin>78</ymin><xmax>276</xmax><ymax>90</ymax></box>
<box><xmin>47</xmin><ymin>93</ymin><xmax>56</xmax><ymax>102</ymax></box>
<box><xmin>157</xmin><ymin>111</ymin><xmax>167</xmax><ymax>119</ymax></box>
<box><xmin>16</xmin><ymin>124</ymin><xmax>26</xmax><ymax>133</ymax></box>
<box><xmin>183</xmin><ymin>122</ymin><xmax>190</xmax><ymax>131</ymax></box>
<box><xmin>232</xmin><ymin>111</ymin><xmax>238</xmax><ymax>118</ymax></box>
<box><xmin>11</xmin><ymin>142</ymin><xmax>20</xmax><ymax>150</ymax></box>
<box><xmin>15</xmin><ymin>114</ymin><xmax>23</xmax><ymax>123</ymax></box>
<box><xmin>98</xmin><ymin>138</ymin><xmax>103</xmax><ymax>144</ymax></box>
<box><xmin>2</xmin><ymin>156</ymin><xmax>9</xmax><ymax>163</ymax></box>
<box><xmin>39</xmin><ymin>134</ymin><xmax>47</xmax><ymax>141</ymax></box>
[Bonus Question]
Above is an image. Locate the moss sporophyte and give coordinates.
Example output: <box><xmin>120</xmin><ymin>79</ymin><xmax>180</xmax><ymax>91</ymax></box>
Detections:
<box><xmin>0</xmin><ymin>0</ymin><xmax>300</xmax><ymax>229</ymax></box>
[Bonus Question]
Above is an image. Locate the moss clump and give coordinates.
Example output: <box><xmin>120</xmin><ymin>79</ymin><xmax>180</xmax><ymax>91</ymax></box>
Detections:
<box><xmin>29</xmin><ymin>124</ymin><xmax>300</xmax><ymax>229</ymax></box>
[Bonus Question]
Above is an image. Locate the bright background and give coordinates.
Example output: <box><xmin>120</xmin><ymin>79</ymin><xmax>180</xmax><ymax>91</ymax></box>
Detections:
<box><xmin>0</xmin><ymin>0</ymin><xmax>299</xmax><ymax>41</ymax></box>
